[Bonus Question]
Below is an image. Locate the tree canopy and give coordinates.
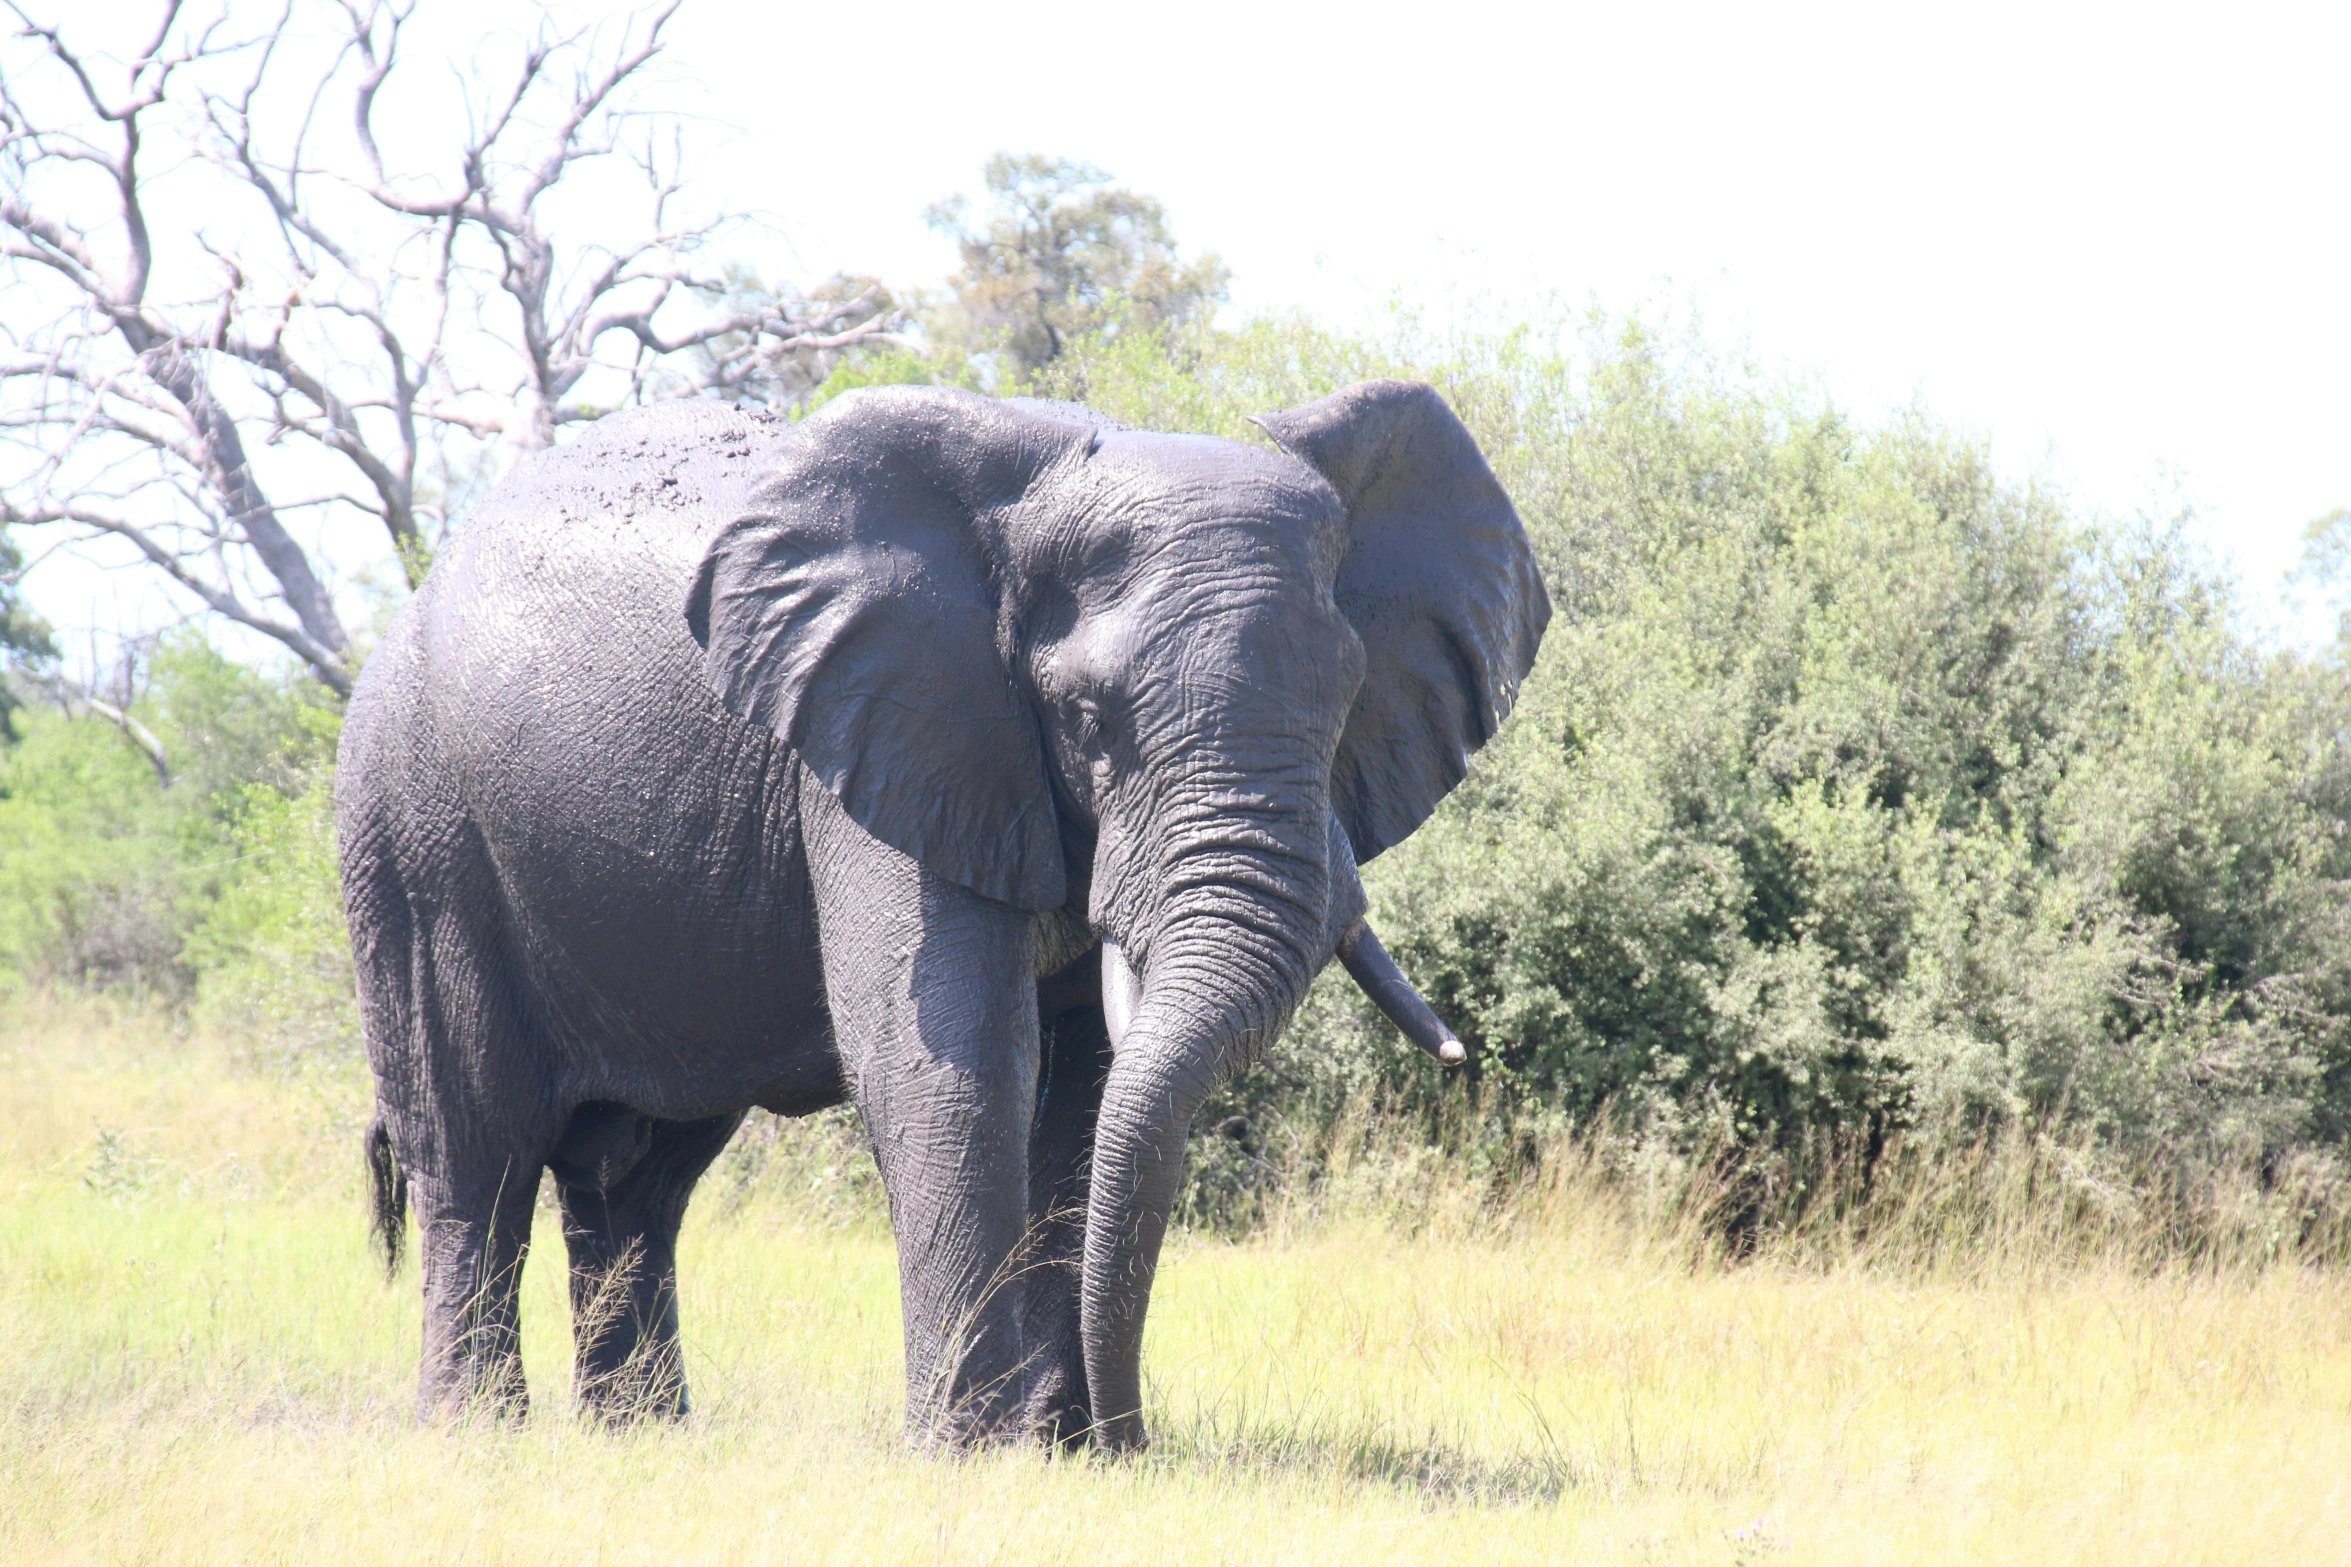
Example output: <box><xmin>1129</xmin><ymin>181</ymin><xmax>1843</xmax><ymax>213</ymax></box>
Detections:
<box><xmin>924</xmin><ymin>154</ymin><xmax>1229</xmax><ymax>375</ymax></box>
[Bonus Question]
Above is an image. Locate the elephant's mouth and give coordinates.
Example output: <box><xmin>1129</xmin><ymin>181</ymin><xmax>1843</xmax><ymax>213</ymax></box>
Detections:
<box><xmin>1097</xmin><ymin>919</ymin><xmax>1464</xmax><ymax>1066</ymax></box>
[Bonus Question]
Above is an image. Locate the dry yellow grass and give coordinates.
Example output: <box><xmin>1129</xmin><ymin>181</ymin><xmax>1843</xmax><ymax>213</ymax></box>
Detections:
<box><xmin>3</xmin><ymin>997</ymin><xmax>2347</xmax><ymax>1564</ymax></box>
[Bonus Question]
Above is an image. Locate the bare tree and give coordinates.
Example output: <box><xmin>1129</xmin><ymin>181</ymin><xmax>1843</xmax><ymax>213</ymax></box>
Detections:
<box><xmin>0</xmin><ymin>0</ymin><xmax>900</xmax><ymax>694</ymax></box>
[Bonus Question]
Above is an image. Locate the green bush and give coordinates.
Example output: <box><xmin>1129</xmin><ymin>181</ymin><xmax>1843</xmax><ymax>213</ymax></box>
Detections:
<box><xmin>0</xmin><ymin>525</ymin><xmax>53</xmax><ymax>740</ymax></box>
<box><xmin>0</xmin><ymin>636</ymin><xmax>340</xmax><ymax>1013</ymax></box>
<box><xmin>180</xmin><ymin>767</ymin><xmax>359</xmax><ymax>1065</ymax></box>
<box><xmin>0</xmin><ymin>706</ymin><xmax>192</xmax><ymax>996</ymax></box>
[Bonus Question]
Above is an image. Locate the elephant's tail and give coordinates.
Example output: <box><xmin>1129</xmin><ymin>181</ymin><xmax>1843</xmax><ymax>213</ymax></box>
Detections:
<box><xmin>365</xmin><ymin>1118</ymin><xmax>408</xmax><ymax>1280</ymax></box>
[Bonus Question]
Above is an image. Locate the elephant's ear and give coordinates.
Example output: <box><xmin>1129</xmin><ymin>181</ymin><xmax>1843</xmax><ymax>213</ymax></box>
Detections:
<box><xmin>687</xmin><ymin>387</ymin><xmax>1090</xmax><ymax>911</ymax></box>
<box><xmin>1253</xmin><ymin>380</ymin><xmax>1551</xmax><ymax>862</ymax></box>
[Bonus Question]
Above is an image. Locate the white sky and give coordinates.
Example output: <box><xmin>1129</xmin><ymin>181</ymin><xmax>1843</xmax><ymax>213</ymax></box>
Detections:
<box><xmin>20</xmin><ymin>0</ymin><xmax>2351</xmax><ymax>657</ymax></box>
<box><xmin>682</xmin><ymin>0</ymin><xmax>2346</xmax><ymax>638</ymax></box>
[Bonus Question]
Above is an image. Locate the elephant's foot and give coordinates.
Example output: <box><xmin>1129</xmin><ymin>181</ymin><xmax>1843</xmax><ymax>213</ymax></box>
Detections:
<box><xmin>1090</xmin><ymin>1410</ymin><xmax>1149</xmax><ymax>1455</ymax></box>
<box><xmin>564</xmin><ymin>1245</ymin><xmax>691</xmax><ymax>1423</ymax></box>
<box><xmin>414</xmin><ymin>1260</ymin><xmax>533</xmax><ymax>1426</ymax></box>
<box><xmin>574</xmin><ymin>1348</ymin><xmax>689</xmax><ymax>1424</ymax></box>
<box><xmin>555</xmin><ymin>1110</ymin><xmax>740</xmax><ymax>1426</ymax></box>
<box><xmin>904</xmin><ymin>1416</ymin><xmax>1024</xmax><ymax>1452</ymax></box>
<box><xmin>417</xmin><ymin>1356</ymin><xmax>531</xmax><ymax>1426</ymax></box>
<box><xmin>1022</xmin><ymin>1377</ymin><xmax>1143</xmax><ymax>1454</ymax></box>
<box><xmin>1026</xmin><ymin>1397</ymin><xmax>1094</xmax><ymax>1451</ymax></box>
<box><xmin>1020</xmin><ymin>1356</ymin><xmax>1096</xmax><ymax>1450</ymax></box>
<box><xmin>902</xmin><ymin>1341</ymin><xmax>1039</xmax><ymax>1449</ymax></box>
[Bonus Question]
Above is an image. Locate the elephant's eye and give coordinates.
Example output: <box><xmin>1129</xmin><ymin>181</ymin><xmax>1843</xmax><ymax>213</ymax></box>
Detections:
<box><xmin>1071</xmin><ymin>695</ymin><xmax>1105</xmax><ymax>744</ymax></box>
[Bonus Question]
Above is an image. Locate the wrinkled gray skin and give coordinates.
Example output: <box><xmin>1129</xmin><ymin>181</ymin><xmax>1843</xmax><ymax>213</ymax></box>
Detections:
<box><xmin>339</xmin><ymin>381</ymin><xmax>1548</xmax><ymax>1449</ymax></box>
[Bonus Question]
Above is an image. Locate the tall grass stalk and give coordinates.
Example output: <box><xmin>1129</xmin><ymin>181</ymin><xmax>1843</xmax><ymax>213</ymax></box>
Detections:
<box><xmin>1240</xmin><ymin>1083</ymin><xmax>2351</xmax><ymax>1282</ymax></box>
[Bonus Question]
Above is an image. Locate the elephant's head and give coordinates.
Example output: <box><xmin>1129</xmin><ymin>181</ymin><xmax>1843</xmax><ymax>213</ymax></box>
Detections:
<box><xmin>687</xmin><ymin>380</ymin><xmax>1549</xmax><ymax>1447</ymax></box>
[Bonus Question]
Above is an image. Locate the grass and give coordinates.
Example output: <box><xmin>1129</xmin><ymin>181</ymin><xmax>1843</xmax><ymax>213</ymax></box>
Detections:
<box><xmin>3</xmin><ymin>996</ymin><xmax>2348</xmax><ymax>1564</ymax></box>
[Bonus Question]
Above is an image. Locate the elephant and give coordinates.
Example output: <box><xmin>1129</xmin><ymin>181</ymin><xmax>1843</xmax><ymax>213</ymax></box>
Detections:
<box><xmin>338</xmin><ymin>378</ymin><xmax>1549</xmax><ymax>1449</ymax></box>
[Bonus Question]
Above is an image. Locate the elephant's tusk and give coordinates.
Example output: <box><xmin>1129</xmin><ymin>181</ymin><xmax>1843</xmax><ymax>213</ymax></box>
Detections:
<box><xmin>1336</xmin><ymin>919</ymin><xmax>1467</xmax><ymax>1066</ymax></box>
<box><xmin>1101</xmin><ymin>939</ymin><xmax>1144</xmax><ymax>1052</ymax></box>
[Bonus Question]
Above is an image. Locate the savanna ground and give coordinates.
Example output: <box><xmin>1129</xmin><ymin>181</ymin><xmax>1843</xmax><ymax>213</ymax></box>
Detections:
<box><xmin>5</xmin><ymin>997</ymin><xmax>2346</xmax><ymax>1565</ymax></box>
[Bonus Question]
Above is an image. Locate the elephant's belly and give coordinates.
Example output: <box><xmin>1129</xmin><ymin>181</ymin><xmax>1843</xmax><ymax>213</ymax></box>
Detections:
<box><xmin>480</xmin><ymin>739</ymin><xmax>842</xmax><ymax>1123</ymax></box>
<box><xmin>516</xmin><ymin>878</ymin><xmax>842</xmax><ymax>1123</ymax></box>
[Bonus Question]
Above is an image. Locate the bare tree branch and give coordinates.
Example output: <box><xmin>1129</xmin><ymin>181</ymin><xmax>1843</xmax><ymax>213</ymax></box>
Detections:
<box><xmin>0</xmin><ymin>0</ymin><xmax>904</xmax><ymax>691</ymax></box>
<box><xmin>81</xmin><ymin>691</ymin><xmax>172</xmax><ymax>781</ymax></box>
<box><xmin>1</xmin><ymin>497</ymin><xmax>350</xmax><ymax>688</ymax></box>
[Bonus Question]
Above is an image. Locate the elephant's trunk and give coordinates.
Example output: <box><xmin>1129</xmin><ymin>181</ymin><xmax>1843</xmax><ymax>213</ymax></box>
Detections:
<box><xmin>1079</xmin><ymin>846</ymin><xmax>1320</xmax><ymax>1449</ymax></box>
<box><xmin>1078</xmin><ymin>1000</ymin><xmax>1213</xmax><ymax>1450</ymax></box>
<box><xmin>1079</xmin><ymin>802</ymin><xmax>1476</xmax><ymax>1448</ymax></box>
<box><xmin>1079</xmin><ymin>989</ymin><xmax>1269</xmax><ymax>1446</ymax></box>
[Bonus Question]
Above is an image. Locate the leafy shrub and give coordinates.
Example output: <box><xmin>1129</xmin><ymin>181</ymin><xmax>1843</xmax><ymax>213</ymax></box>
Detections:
<box><xmin>0</xmin><ymin>524</ymin><xmax>53</xmax><ymax>740</ymax></box>
<box><xmin>0</xmin><ymin>636</ymin><xmax>339</xmax><ymax>1009</ymax></box>
<box><xmin>0</xmin><ymin>705</ymin><xmax>197</xmax><ymax>997</ymax></box>
<box><xmin>181</xmin><ymin>767</ymin><xmax>359</xmax><ymax>1066</ymax></box>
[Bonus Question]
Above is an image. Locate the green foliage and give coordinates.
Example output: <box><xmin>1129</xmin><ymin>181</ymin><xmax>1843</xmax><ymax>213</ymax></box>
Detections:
<box><xmin>797</xmin><ymin>344</ymin><xmax>983</xmax><ymax>417</ymax></box>
<box><xmin>141</xmin><ymin>636</ymin><xmax>341</xmax><ymax>802</ymax></box>
<box><xmin>2296</xmin><ymin>506</ymin><xmax>2351</xmax><ymax>643</ymax></box>
<box><xmin>924</xmin><ymin>154</ymin><xmax>1230</xmax><ymax>376</ymax></box>
<box><xmin>180</xmin><ymin>768</ymin><xmax>359</xmax><ymax>1064</ymax></box>
<box><xmin>11</xmin><ymin>290</ymin><xmax>2351</xmax><ymax>1242</ymax></box>
<box><xmin>0</xmin><ymin>636</ymin><xmax>339</xmax><ymax>1008</ymax></box>
<box><xmin>0</xmin><ymin>704</ymin><xmax>191</xmax><ymax>996</ymax></box>
<box><xmin>0</xmin><ymin>524</ymin><xmax>55</xmax><ymax>739</ymax></box>
<box><xmin>817</xmin><ymin>297</ymin><xmax>2351</xmax><ymax>1220</ymax></box>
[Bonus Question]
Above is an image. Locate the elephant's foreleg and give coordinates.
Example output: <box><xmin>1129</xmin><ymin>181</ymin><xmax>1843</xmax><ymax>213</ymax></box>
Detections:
<box><xmin>802</xmin><ymin>772</ymin><xmax>1039</xmax><ymax>1446</ymax></box>
<box><xmin>555</xmin><ymin>1109</ymin><xmax>744</xmax><ymax>1421</ymax></box>
<box><xmin>1025</xmin><ymin>996</ymin><xmax>1112</xmax><ymax>1446</ymax></box>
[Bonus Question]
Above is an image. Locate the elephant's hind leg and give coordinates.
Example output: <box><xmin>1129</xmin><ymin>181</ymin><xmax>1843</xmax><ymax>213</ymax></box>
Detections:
<box><xmin>346</xmin><ymin>805</ymin><xmax>559</xmax><ymax>1423</ymax></box>
<box><xmin>553</xmin><ymin>1106</ymin><xmax>744</xmax><ymax>1421</ymax></box>
<box><xmin>410</xmin><ymin>1156</ymin><xmax>541</xmax><ymax>1420</ymax></box>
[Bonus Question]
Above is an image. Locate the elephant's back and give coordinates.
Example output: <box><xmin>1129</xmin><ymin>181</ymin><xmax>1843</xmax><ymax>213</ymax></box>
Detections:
<box><xmin>440</xmin><ymin>399</ymin><xmax>790</xmax><ymax>631</ymax></box>
<box><xmin>410</xmin><ymin>399</ymin><xmax>796</xmax><ymax>820</ymax></box>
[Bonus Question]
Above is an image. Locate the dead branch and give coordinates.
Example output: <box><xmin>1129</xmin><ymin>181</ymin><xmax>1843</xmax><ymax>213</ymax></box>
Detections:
<box><xmin>0</xmin><ymin>0</ymin><xmax>902</xmax><ymax>690</ymax></box>
<box><xmin>80</xmin><ymin>691</ymin><xmax>171</xmax><ymax>782</ymax></box>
